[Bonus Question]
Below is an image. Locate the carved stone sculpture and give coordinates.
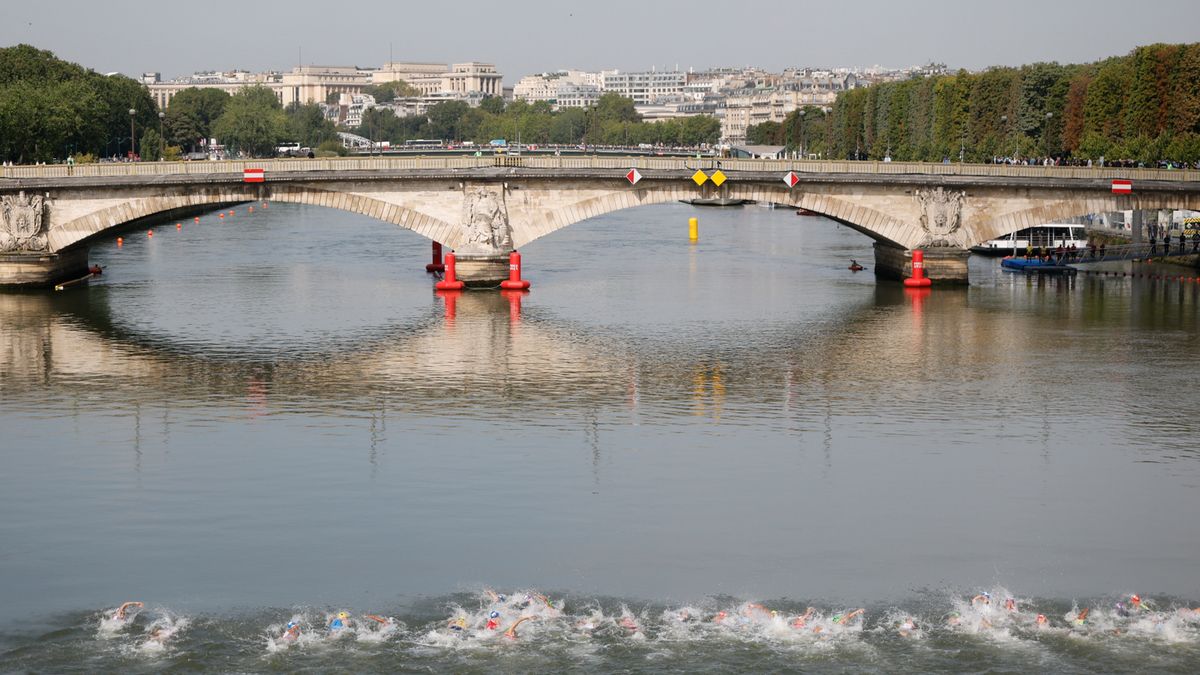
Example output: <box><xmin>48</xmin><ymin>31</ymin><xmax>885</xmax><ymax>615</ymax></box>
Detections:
<box><xmin>459</xmin><ymin>186</ymin><xmax>511</xmax><ymax>255</ymax></box>
<box><xmin>915</xmin><ymin>187</ymin><xmax>965</xmax><ymax>246</ymax></box>
<box><xmin>0</xmin><ymin>191</ymin><xmax>49</xmax><ymax>252</ymax></box>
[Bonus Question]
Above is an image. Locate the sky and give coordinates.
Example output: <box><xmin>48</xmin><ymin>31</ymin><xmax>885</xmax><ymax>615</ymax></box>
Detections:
<box><xmin>4</xmin><ymin>0</ymin><xmax>1199</xmax><ymax>83</ymax></box>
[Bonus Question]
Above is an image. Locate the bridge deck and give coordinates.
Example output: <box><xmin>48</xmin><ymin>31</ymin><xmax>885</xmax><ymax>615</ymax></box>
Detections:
<box><xmin>4</xmin><ymin>155</ymin><xmax>1200</xmax><ymax>183</ymax></box>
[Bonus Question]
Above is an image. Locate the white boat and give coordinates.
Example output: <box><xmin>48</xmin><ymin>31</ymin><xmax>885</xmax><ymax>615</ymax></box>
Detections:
<box><xmin>971</xmin><ymin>223</ymin><xmax>1089</xmax><ymax>256</ymax></box>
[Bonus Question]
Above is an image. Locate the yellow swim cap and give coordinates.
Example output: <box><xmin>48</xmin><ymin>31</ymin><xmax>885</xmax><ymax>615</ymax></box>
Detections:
<box><xmin>338</xmin><ymin>612</ymin><xmax>349</xmax><ymax>619</ymax></box>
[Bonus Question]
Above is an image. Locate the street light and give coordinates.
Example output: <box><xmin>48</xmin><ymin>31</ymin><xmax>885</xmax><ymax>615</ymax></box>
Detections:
<box><xmin>129</xmin><ymin>108</ymin><xmax>137</xmax><ymax>160</ymax></box>
<box><xmin>1043</xmin><ymin>112</ymin><xmax>1053</xmax><ymax>159</ymax></box>
<box><xmin>158</xmin><ymin>111</ymin><xmax>165</xmax><ymax>161</ymax></box>
<box><xmin>798</xmin><ymin>108</ymin><xmax>807</xmax><ymax>160</ymax></box>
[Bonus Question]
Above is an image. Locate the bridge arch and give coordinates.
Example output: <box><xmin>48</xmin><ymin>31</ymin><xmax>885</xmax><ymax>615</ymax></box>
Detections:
<box><xmin>969</xmin><ymin>192</ymin><xmax>1200</xmax><ymax>247</ymax></box>
<box><xmin>50</xmin><ymin>184</ymin><xmax>458</xmax><ymax>252</ymax></box>
<box><xmin>512</xmin><ymin>183</ymin><xmax>916</xmax><ymax>249</ymax></box>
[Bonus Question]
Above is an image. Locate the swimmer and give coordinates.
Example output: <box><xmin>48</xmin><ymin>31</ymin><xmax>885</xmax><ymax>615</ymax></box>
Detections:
<box><xmin>849</xmin><ymin>259</ymin><xmax>865</xmax><ymax>272</ymax></box>
<box><xmin>486</xmin><ymin>611</ymin><xmax>501</xmax><ymax>630</ymax></box>
<box><xmin>790</xmin><ymin>607</ymin><xmax>816</xmax><ymax>629</ymax></box>
<box><xmin>280</xmin><ymin>621</ymin><xmax>301</xmax><ymax>642</ymax></box>
<box><xmin>712</xmin><ymin>610</ymin><xmax>729</xmax><ymax>623</ymax></box>
<box><xmin>831</xmin><ymin>609</ymin><xmax>864</xmax><ymax>625</ymax></box>
<box><xmin>503</xmin><ymin>616</ymin><xmax>535</xmax><ymax>640</ymax></box>
<box><xmin>1129</xmin><ymin>594</ymin><xmax>1151</xmax><ymax>612</ymax></box>
<box><xmin>970</xmin><ymin>592</ymin><xmax>991</xmax><ymax>607</ymax></box>
<box><xmin>897</xmin><ymin>616</ymin><xmax>919</xmax><ymax>637</ymax></box>
<box><xmin>945</xmin><ymin>611</ymin><xmax>962</xmax><ymax>627</ymax></box>
<box><xmin>1035</xmin><ymin>613</ymin><xmax>1048</xmax><ymax>627</ymax></box>
<box><xmin>1075</xmin><ymin>607</ymin><xmax>1090</xmax><ymax>626</ymax></box>
<box><xmin>112</xmin><ymin>601</ymin><xmax>143</xmax><ymax>621</ymax></box>
<box><xmin>1004</xmin><ymin>597</ymin><xmax>1017</xmax><ymax>612</ymax></box>
<box><xmin>328</xmin><ymin>611</ymin><xmax>351</xmax><ymax>631</ymax></box>
<box><xmin>448</xmin><ymin>616</ymin><xmax>468</xmax><ymax>632</ymax></box>
<box><xmin>619</xmin><ymin>615</ymin><xmax>640</xmax><ymax>632</ymax></box>
<box><xmin>364</xmin><ymin>614</ymin><xmax>396</xmax><ymax>630</ymax></box>
<box><xmin>144</xmin><ymin>625</ymin><xmax>173</xmax><ymax>646</ymax></box>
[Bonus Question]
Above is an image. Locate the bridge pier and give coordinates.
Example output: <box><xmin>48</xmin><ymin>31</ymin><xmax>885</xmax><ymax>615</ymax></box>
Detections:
<box><xmin>0</xmin><ymin>248</ymin><xmax>89</xmax><ymax>287</ymax></box>
<box><xmin>453</xmin><ymin>253</ymin><xmax>510</xmax><ymax>288</ymax></box>
<box><xmin>873</xmin><ymin>243</ymin><xmax>970</xmax><ymax>285</ymax></box>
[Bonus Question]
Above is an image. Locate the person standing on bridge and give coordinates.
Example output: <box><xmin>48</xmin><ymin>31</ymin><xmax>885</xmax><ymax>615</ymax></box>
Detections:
<box><xmin>1192</xmin><ymin>230</ymin><xmax>1199</xmax><ymax>253</ymax></box>
<box><xmin>1149</xmin><ymin>232</ymin><xmax>1158</xmax><ymax>256</ymax></box>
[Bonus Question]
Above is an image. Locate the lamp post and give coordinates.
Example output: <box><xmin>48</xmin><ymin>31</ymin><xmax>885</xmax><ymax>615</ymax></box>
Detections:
<box><xmin>128</xmin><ymin>108</ymin><xmax>137</xmax><ymax>160</ymax></box>
<box><xmin>798</xmin><ymin>108</ymin><xmax>807</xmax><ymax>160</ymax></box>
<box><xmin>1043</xmin><ymin>111</ymin><xmax>1053</xmax><ymax>159</ymax></box>
<box><xmin>158</xmin><ymin>111</ymin><xmax>165</xmax><ymax>160</ymax></box>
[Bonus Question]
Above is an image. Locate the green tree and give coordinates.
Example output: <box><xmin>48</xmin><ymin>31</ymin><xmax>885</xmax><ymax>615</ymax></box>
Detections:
<box><xmin>212</xmin><ymin>86</ymin><xmax>285</xmax><ymax>157</ymax></box>
<box><xmin>479</xmin><ymin>96</ymin><xmax>506</xmax><ymax>115</ymax></box>
<box><xmin>139</xmin><ymin>128</ymin><xmax>163</xmax><ymax>161</ymax></box>
<box><xmin>165</xmin><ymin>88</ymin><xmax>230</xmax><ymax>150</ymax></box>
<box><xmin>284</xmin><ymin>102</ymin><xmax>336</xmax><ymax>147</ymax></box>
<box><xmin>426</xmin><ymin>100</ymin><xmax>471</xmax><ymax>139</ymax></box>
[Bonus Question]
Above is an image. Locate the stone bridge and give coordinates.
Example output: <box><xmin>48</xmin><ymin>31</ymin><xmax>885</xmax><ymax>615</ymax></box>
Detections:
<box><xmin>2</xmin><ymin>156</ymin><xmax>1198</xmax><ymax>286</ymax></box>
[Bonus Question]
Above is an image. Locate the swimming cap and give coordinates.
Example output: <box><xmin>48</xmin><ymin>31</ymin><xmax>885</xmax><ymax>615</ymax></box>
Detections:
<box><xmin>489</xmin><ymin>611</ymin><xmax>500</xmax><ymax>618</ymax></box>
<box><xmin>498</xmin><ymin>595</ymin><xmax>506</xmax><ymax>602</ymax></box>
<box><xmin>286</xmin><ymin>622</ymin><xmax>297</xmax><ymax>629</ymax></box>
<box><xmin>1131</xmin><ymin>594</ymin><xmax>1141</xmax><ymax>603</ymax></box>
<box><xmin>338</xmin><ymin>612</ymin><xmax>349</xmax><ymax>619</ymax></box>
<box><xmin>982</xmin><ymin>592</ymin><xmax>991</xmax><ymax>598</ymax></box>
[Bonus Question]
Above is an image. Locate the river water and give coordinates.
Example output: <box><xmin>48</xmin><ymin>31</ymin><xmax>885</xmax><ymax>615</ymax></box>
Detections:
<box><xmin>2</xmin><ymin>202</ymin><xmax>1199</xmax><ymax>672</ymax></box>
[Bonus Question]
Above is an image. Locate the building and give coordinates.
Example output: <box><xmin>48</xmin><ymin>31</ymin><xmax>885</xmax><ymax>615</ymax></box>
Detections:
<box><xmin>147</xmin><ymin>70</ymin><xmax>286</xmax><ymax>110</ymax></box>
<box><xmin>513</xmin><ymin>70</ymin><xmax>602</xmax><ymax>105</ymax></box>
<box><xmin>554</xmin><ymin>82</ymin><xmax>601</xmax><ymax>109</ymax></box>
<box><xmin>147</xmin><ymin>61</ymin><xmax>502</xmax><ymax>111</ymax></box>
<box><xmin>374</xmin><ymin>61</ymin><xmax>502</xmax><ymax>97</ymax></box>
<box><xmin>600</xmin><ymin>69</ymin><xmax>686</xmax><ymax>105</ymax></box>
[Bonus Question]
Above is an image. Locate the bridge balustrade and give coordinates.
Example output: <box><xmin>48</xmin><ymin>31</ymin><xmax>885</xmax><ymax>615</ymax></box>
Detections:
<box><xmin>3</xmin><ymin>157</ymin><xmax>1199</xmax><ymax>182</ymax></box>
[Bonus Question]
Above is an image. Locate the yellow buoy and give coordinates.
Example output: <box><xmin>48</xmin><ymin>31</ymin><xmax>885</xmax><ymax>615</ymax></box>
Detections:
<box><xmin>688</xmin><ymin>217</ymin><xmax>698</xmax><ymax>241</ymax></box>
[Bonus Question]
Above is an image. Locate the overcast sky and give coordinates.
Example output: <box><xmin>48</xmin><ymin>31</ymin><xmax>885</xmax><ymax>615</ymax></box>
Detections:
<box><xmin>4</xmin><ymin>0</ymin><xmax>1199</xmax><ymax>82</ymax></box>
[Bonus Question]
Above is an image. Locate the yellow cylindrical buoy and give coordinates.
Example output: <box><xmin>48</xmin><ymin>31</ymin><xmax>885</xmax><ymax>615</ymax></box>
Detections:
<box><xmin>688</xmin><ymin>216</ymin><xmax>698</xmax><ymax>241</ymax></box>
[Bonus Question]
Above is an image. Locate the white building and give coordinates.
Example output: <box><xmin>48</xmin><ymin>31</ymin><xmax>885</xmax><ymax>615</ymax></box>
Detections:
<box><xmin>513</xmin><ymin>70</ymin><xmax>602</xmax><ymax>107</ymax></box>
<box><xmin>600</xmin><ymin>69</ymin><xmax>686</xmax><ymax>105</ymax></box>
<box><xmin>374</xmin><ymin>61</ymin><xmax>502</xmax><ymax>97</ymax></box>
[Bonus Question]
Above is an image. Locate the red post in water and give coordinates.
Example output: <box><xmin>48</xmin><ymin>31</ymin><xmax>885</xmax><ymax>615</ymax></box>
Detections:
<box><xmin>435</xmin><ymin>252</ymin><xmax>465</xmax><ymax>290</ymax></box>
<box><xmin>499</xmin><ymin>250</ymin><xmax>531</xmax><ymax>290</ymax></box>
<box><xmin>436</xmin><ymin>289</ymin><xmax>460</xmax><ymax>323</ymax></box>
<box><xmin>903</xmin><ymin>249</ymin><xmax>932</xmax><ymax>288</ymax></box>
<box><xmin>426</xmin><ymin>241</ymin><xmax>445</xmax><ymax>273</ymax></box>
<box><xmin>501</xmin><ymin>289</ymin><xmax>523</xmax><ymax>325</ymax></box>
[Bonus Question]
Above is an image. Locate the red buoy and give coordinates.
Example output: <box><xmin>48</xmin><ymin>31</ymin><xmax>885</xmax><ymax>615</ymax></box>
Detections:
<box><xmin>499</xmin><ymin>250</ymin><xmax>531</xmax><ymax>290</ymax></box>
<box><xmin>434</xmin><ymin>252</ymin><xmax>465</xmax><ymax>290</ymax></box>
<box><xmin>903</xmin><ymin>249</ymin><xmax>932</xmax><ymax>288</ymax></box>
<box><xmin>426</xmin><ymin>241</ymin><xmax>445</xmax><ymax>273</ymax></box>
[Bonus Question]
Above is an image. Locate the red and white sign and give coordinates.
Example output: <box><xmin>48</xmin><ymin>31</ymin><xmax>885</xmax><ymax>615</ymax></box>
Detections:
<box><xmin>626</xmin><ymin>168</ymin><xmax>642</xmax><ymax>185</ymax></box>
<box><xmin>1111</xmin><ymin>179</ymin><xmax>1132</xmax><ymax>194</ymax></box>
<box><xmin>783</xmin><ymin>171</ymin><xmax>800</xmax><ymax>188</ymax></box>
<box><xmin>243</xmin><ymin>168</ymin><xmax>265</xmax><ymax>183</ymax></box>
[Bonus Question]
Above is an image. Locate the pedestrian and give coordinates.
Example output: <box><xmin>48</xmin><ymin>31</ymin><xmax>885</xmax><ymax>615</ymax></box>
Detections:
<box><xmin>1192</xmin><ymin>230</ymin><xmax>1199</xmax><ymax>253</ymax></box>
<box><xmin>1149</xmin><ymin>232</ymin><xmax>1157</xmax><ymax>256</ymax></box>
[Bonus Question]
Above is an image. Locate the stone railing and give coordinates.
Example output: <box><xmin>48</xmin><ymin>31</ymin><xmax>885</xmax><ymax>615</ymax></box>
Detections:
<box><xmin>3</xmin><ymin>156</ymin><xmax>1199</xmax><ymax>182</ymax></box>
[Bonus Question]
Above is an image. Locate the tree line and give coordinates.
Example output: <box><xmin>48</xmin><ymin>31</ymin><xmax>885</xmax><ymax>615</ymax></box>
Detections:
<box><xmin>749</xmin><ymin>42</ymin><xmax>1200</xmax><ymax>165</ymax></box>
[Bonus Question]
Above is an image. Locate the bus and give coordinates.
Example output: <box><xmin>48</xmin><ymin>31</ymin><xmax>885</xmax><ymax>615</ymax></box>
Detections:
<box><xmin>404</xmin><ymin>139</ymin><xmax>444</xmax><ymax>150</ymax></box>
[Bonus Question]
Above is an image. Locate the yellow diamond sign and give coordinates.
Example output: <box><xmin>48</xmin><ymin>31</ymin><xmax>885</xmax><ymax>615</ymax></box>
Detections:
<box><xmin>691</xmin><ymin>170</ymin><xmax>709</xmax><ymax>186</ymax></box>
<box><xmin>710</xmin><ymin>170</ymin><xmax>727</xmax><ymax>187</ymax></box>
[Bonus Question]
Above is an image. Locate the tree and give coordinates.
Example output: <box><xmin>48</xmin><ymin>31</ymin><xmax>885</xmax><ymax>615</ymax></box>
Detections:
<box><xmin>426</xmin><ymin>100</ymin><xmax>470</xmax><ymax>139</ymax></box>
<box><xmin>479</xmin><ymin>96</ymin><xmax>505</xmax><ymax>115</ymax></box>
<box><xmin>139</xmin><ymin>128</ymin><xmax>163</xmax><ymax>161</ymax></box>
<box><xmin>212</xmin><ymin>86</ymin><xmax>285</xmax><ymax>157</ymax></box>
<box><xmin>593</xmin><ymin>93</ymin><xmax>640</xmax><ymax>123</ymax></box>
<box><xmin>284</xmin><ymin>102</ymin><xmax>336</xmax><ymax>147</ymax></box>
<box><xmin>165</xmin><ymin>87</ymin><xmax>230</xmax><ymax>150</ymax></box>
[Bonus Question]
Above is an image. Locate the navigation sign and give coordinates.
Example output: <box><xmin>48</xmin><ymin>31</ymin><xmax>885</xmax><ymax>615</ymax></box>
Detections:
<box><xmin>710</xmin><ymin>170</ymin><xmax>727</xmax><ymax>187</ymax></box>
<box><xmin>691</xmin><ymin>170</ymin><xmax>709</xmax><ymax>186</ymax></box>
<box><xmin>783</xmin><ymin>171</ymin><xmax>800</xmax><ymax>188</ymax></box>
<box><xmin>243</xmin><ymin>168</ymin><xmax>265</xmax><ymax>183</ymax></box>
<box><xmin>626</xmin><ymin>168</ymin><xmax>642</xmax><ymax>185</ymax></box>
<box><xmin>1111</xmin><ymin>179</ymin><xmax>1132</xmax><ymax>194</ymax></box>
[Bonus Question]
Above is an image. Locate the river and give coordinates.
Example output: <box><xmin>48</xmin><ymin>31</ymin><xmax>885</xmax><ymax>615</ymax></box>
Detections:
<box><xmin>1</xmin><ymin>201</ymin><xmax>1198</xmax><ymax>672</ymax></box>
